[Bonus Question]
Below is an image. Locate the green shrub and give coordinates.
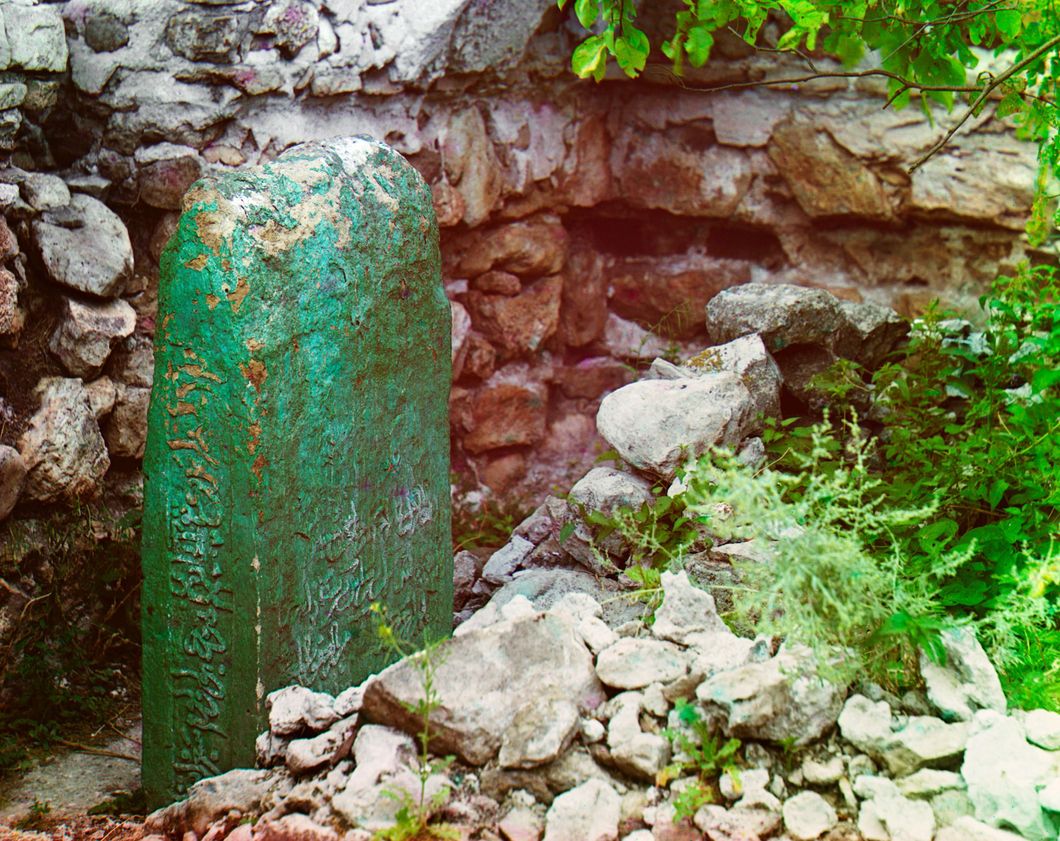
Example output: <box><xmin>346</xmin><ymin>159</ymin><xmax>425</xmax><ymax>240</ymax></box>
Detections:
<box><xmin>682</xmin><ymin>265</ymin><xmax>1060</xmax><ymax>708</ymax></box>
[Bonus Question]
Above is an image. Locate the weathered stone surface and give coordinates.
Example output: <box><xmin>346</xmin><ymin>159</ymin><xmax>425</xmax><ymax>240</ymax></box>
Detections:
<box><xmin>104</xmin><ymin>383</ymin><xmax>150</xmax><ymax>459</ymax></box>
<box><xmin>696</xmin><ymin>645</ymin><xmax>844</xmax><ymax>746</ymax></box>
<box><xmin>436</xmin><ymin>107</ymin><xmax>503</xmax><ymax>227</ymax></box>
<box><xmin>1023</xmin><ymin>708</ymin><xmax>1060</xmax><ymax>750</ymax></box>
<box><xmin>614</xmin><ymin>129</ymin><xmax>752</xmax><ymax>218</ymax></box>
<box><xmin>961</xmin><ymin>712</ymin><xmax>1060</xmax><ymax>841</ymax></box>
<box><xmin>481</xmin><ymin>535</ymin><xmax>535</xmax><ymax>585</ymax></box>
<box><xmin>858</xmin><ymin>783</ymin><xmax>936</xmax><ymax>841</ymax></box>
<box><xmin>769</xmin><ymin>119</ymin><xmax>895</xmax><ymax>220</ymax></box>
<box><xmin>609</xmin><ymin>254</ymin><xmax>752</xmax><ymax>338</ymax></box>
<box><xmin>599</xmin><ymin>313</ymin><xmax>671</xmax><ymax>362</ymax></box>
<box><xmin>542</xmin><ymin>778</ymin><xmax>620</xmax><ymax>841</ymax></box>
<box><xmin>683</xmin><ymin>334</ymin><xmax>782</xmax><ymax>420</ymax></box>
<box><xmin>559</xmin><ymin>245</ymin><xmax>608</xmax><ymax>347</ymax></box>
<box><xmin>782</xmin><ymin>791</ymin><xmax>837</xmax><ymax>840</ymax></box>
<box><xmin>498</xmin><ymin>693</ymin><xmax>579</xmax><ymax>769</ymax></box>
<box><xmin>595</xmin><ymin>638</ymin><xmax>688</xmax><ymax>690</ymax></box>
<box><xmin>284</xmin><ymin>715</ymin><xmax>358</xmax><ymax>776</ymax></box>
<box><xmin>651</xmin><ymin>570</ymin><xmax>730</xmax><ymax>645</ymax></box>
<box><xmin>558</xmin><ymin>466</ymin><xmax>654</xmax><ymax>571</ymax></box>
<box><xmin>3</xmin><ymin>4</ymin><xmax>68</xmax><ymax>72</ymax></box>
<box><xmin>84</xmin><ymin>10</ymin><xmax>130</xmax><ymax>52</ymax></box>
<box><xmin>838</xmin><ymin>694</ymin><xmax>894</xmax><ymax>756</ymax></box>
<box><xmin>451</xmin><ymin>214</ymin><xmax>567</xmax><ymax>278</ymax></box>
<box><xmin>934</xmin><ymin>816</ymin><xmax>1033</xmax><ymax>841</ymax></box>
<box><xmin>267</xmin><ymin>686</ymin><xmax>339</xmax><ymax>737</ymax></box>
<box><xmin>596</xmin><ymin>375</ymin><xmax>758</xmax><ymax>478</ymax></box>
<box><xmin>164</xmin><ymin>9</ymin><xmax>247</xmax><ymax>63</ymax></box>
<box><xmin>919</xmin><ymin>627</ymin><xmax>1006</xmax><ymax>722</ymax></box>
<box><xmin>693</xmin><ymin>804</ymin><xmax>782</xmax><ymax>841</ymax></box>
<box><xmin>0</xmin><ymin>444</ymin><xmax>26</xmax><ymax>521</ymax></box>
<box><xmin>32</xmin><ymin>194</ymin><xmax>133</xmax><ymax>298</ymax></box>
<box><xmin>833</xmin><ymin>299</ymin><xmax>909</xmax><ymax>368</ymax></box>
<box><xmin>606</xmin><ymin>691</ymin><xmax>670</xmax><ymax>780</ymax></box>
<box><xmin>705</xmin><ymin>283</ymin><xmax>845</xmax><ymax>354</ymax></box>
<box><xmin>0</xmin><ymin>267</ymin><xmax>22</xmax><ymax>337</ymax></box>
<box><xmin>553</xmin><ymin>357</ymin><xmax>632</xmax><ymax>399</ymax></box>
<box><xmin>21</xmin><ymin>172</ymin><xmax>71</xmax><ymax>211</ymax></box>
<box><xmin>84</xmin><ymin>376</ymin><xmax>118</xmax><ymax>419</ymax></box>
<box><xmin>145</xmin><ymin>769</ymin><xmax>279</xmax><ymax>837</ymax></box>
<box><xmin>261</xmin><ymin>1</ymin><xmax>319</xmax><ymax>56</ymax></box>
<box><xmin>49</xmin><ymin>296</ymin><xmax>136</xmax><ymax>379</ymax></box>
<box><xmin>141</xmin><ymin>137</ymin><xmax>451</xmax><ymax>805</ymax></box>
<box><xmin>17</xmin><ymin>377</ymin><xmax>109</xmax><ymax>503</ymax></box>
<box><xmin>362</xmin><ymin>612</ymin><xmax>605</xmax><ymax>766</ymax></box>
<box><xmin>253</xmin><ymin>813</ymin><xmax>338</xmax><ymax>841</ymax></box>
<box><xmin>882</xmin><ymin>716</ymin><xmax>970</xmax><ymax>777</ymax></box>
<box><xmin>332</xmin><ymin>725</ymin><xmax>450</xmax><ymax>832</ymax></box>
<box><xmin>135</xmin><ymin>144</ymin><xmax>204</xmax><ymax>210</ymax></box>
<box><xmin>454</xmin><ymin>367</ymin><xmax>548</xmax><ymax>453</ymax></box>
<box><xmin>839</xmin><ymin>693</ymin><xmax>969</xmax><ymax>777</ymax></box>
<box><xmin>466</xmin><ymin>274</ymin><xmax>562</xmax><ymax>358</ymax></box>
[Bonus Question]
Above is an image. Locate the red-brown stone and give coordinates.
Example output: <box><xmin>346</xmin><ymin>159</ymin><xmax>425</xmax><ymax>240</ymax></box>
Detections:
<box><xmin>467</xmin><ymin>275</ymin><xmax>562</xmax><ymax>359</ymax></box>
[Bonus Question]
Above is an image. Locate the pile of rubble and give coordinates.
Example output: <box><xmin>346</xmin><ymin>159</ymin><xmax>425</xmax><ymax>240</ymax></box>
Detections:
<box><xmin>144</xmin><ymin>285</ymin><xmax>1060</xmax><ymax>841</ymax></box>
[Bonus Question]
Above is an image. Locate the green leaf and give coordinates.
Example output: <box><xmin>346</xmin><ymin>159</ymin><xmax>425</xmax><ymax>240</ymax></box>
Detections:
<box><xmin>559</xmin><ymin>521</ymin><xmax>576</xmax><ymax>543</ymax></box>
<box><xmin>684</xmin><ymin>23</ymin><xmax>714</xmax><ymax>66</ymax></box>
<box><xmin>995</xmin><ymin>8</ymin><xmax>1022</xmax><ymax>38</ymax></box>
<box><xmin>571</xmin><ymin>35</ymin><xmax>608</xmax><ymax>80</ymax></box>
<box><xmin>574</xmin><ymin>0</ymin><xmax>599</xmax><ymax>28</ymax></box>
<box><xmin>614</xmin><ymin>25</ymin><xmax>650</xmax><ymax>75</ymax></box>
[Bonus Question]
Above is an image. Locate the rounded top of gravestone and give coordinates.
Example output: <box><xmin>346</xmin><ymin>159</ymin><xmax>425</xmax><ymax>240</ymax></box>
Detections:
<box><xmin>177</xmin><ymin>135</ymin><xmax>433</xmax><ymax>262</ymax></box>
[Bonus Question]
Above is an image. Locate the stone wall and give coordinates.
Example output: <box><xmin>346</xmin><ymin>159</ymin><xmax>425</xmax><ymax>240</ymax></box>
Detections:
<box><xmin>0</xmin><ymin>0</ymin><xmax>1042</xmax><ymax>532</ymax></box>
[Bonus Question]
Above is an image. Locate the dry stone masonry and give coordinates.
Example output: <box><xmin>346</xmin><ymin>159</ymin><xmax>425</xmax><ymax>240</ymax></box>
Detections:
<box><xmin>140</xmin><ymin>284</ymin><xmax>1060</xmax><ymax>841</ymax></box>
<box><xmin>0</xmin><ymin>0</ymin><xmax>1044</xmax><ymax>539</ymax></box>
<box><xmin>141</xmin><ymin>136</ymin><xmax>452</xmax><ymax>805</ymax></box>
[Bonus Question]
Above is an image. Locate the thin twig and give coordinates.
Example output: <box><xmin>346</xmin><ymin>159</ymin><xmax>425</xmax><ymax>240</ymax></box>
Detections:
<box><xmin>909</xmin><ymin>33</ymin><xmax>1060</xmax><ymax>172</ymax></box>
<box><xmin>670</xmin><ymin>68</ymin><xmax>982</xmax><ymax>95</ymax></box>
<box><xmin>56</xmin><ymin>739</ymin><xmax>139</xmax><ymax>762</ymax></box>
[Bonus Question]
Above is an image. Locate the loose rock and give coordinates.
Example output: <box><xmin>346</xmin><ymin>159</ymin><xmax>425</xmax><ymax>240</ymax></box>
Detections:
<box><xmin>18</xmin><ymin>377</ymin><xmax>109</xmax><ymax>502</ymax></box>
<box><xmin>31</xmin><ymin>194</ymin><xmax>134</xmax><ymax>298</ymax></box>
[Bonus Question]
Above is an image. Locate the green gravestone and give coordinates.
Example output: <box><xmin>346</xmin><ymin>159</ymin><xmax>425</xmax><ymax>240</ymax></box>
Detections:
<box><xmin>141</xmin><ymin>136</ymin><xmax>452</xmax><ymax>806</ymax></box>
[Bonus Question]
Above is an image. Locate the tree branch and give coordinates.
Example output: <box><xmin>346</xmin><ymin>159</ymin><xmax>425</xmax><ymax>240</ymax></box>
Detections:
<box><xmin>908</xmin><ymin>33</ymin><xmax>1060</xmax><ymax>172</ymax></box>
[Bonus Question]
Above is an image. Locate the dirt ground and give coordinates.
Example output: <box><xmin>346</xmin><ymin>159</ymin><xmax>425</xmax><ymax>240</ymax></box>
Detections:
<box><xmin>0</xmin><ymin>720</ymin><xmax>145</xmax><ymax>841</ymax></box>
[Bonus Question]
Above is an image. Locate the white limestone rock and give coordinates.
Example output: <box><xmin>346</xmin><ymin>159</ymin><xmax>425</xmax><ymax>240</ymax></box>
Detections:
<box><xmin>284</xmin><ymin>714</ymin><xmax>358</xmax><ymax>776</ymax></box>
<box><xmin>606</xmin><ymin>692</ymin><xmax>670</xmax><ymax>781</ymax></box>
<box><xmin>595</xmin><ymin>637</ymin><xmax>688</xmax><ymax>690</ymax></box>
<box><xmin>596</xmin><ymin>375</ymin><xmax>758</xmax><ymax>478</ymax></box>
<box><xmin>696</xmin><ymin>644</ymin><xmax>844</xmax><ymax>746</ymax></box>
<box><xmin>651</xmin><ymin>570</ymin><xmax>730</xmax><ymax>644</ymax></box>
<box><xmin>705</xmin><ymin>283</ymin><xmax>845</xmax><ymax>354</ymax></box>
<box><xmin>919</xmin><ymin>627</ymin><xmax>1006</xmax><ymax>722</ymax></box>
<box><xmin>782</xmin><ymin>790</ymin><xmax>837</xmax><ymax>840</ymax></box>
<box><xmin>934</xmin><ymin>816</ymin><xmax>1036</xmax><ymax>841</ymax></box>
<box><xmin>362</xmin><ymin>611</ymin><xmax>605</xmax><ymax>765</ymax></box>
<box><xmin>542</xmin><ymin>778</ymin><xmax>621</xmax><ymax>841</ymax></box>
<box><xmin>266</xmin><ymin>686</ymin><xmax>339</xmax><ymax>737</ymax></box>
<box><xmin>559</xmin><ymin>467</ymin><xmax>654</xmax><ymax>570</ymax></box>
<box><xmin>961</xmin><ymin>711</ymin><xmax>1060</xmax><ymax>841</ymax></box>
<box><xmin>31</xmin><ymin>194</ymin><xmax>133</xmax><ymax>298</ymax></box>
<box><xmin>498</xmin><ymin>693</ymin><xmax>579</xmax><ymax>769</ymax></box>
<box><xmin>683</xmin><ymin>333</ymin><xmax>783</xmax><ymax>419</ymax></box>
<box><xmin>49</xmin><ymin>296</ymin><xmax>136</xmax><ymax>379</ymax></box>
<box><xmin>481</xmin><ymin>535</ymin><xmax>535</xmax><ymax>585</ymax></box>
<box><xmin>1022</xmin><ymin>708</ymin><xmax>1060</xmax><ymax>751</ymax></box>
